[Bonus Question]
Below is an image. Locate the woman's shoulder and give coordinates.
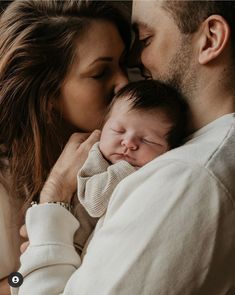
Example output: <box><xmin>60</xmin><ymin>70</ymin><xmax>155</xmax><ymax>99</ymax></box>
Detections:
<box><xmin>0</xmin><ymin>172</ymin><xmax>23</xmax><ymax>220</ymax></box>
<box><xmin>0</xmin><ymin>176</ymin><xmax>22</xmax><ymax>279</ymax></box>
<box><xmin>0</xmin><ymin>159</ymin><xmax>23</xmax><ymax>278</ymax></box>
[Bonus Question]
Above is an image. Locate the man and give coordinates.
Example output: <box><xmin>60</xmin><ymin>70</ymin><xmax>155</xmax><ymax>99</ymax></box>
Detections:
<box><xmin>16</xmin><ymin>1</ymin><xmax>235</xmax><ymax>294</ymax></box>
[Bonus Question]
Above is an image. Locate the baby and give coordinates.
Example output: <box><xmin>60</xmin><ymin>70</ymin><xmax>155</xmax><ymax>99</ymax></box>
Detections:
<box><xmin>76</xmin><ymin>80</ymin><xmax>187</xmax><ymax>219</ymax></box>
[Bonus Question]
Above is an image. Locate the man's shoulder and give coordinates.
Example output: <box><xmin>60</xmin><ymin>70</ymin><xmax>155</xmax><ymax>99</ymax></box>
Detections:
<box><xmin>167</xmin><ymin>114</ymin><xmax>234</xmax><ymax>164</ymax></box>
<box><xmin>150</xmin><ymin>115</ymin><xmax>235</xmax><ymax>197</ymax></box>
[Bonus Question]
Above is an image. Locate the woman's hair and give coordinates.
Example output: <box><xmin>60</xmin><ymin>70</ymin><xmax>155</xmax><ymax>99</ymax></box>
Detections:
<box><xmin>0</xmin><ymin>1</ymin><xmax>12</xmax><ymax>15</ymax></box>
<box><xmin>110</xmin><ymin>80</ymin><xmax>188</xmax><ymax>148</ymax></box>
<box><xmin>0</xmin><ymin>0</ymin><xmax>131</xmax><ymax>207</ymax></box>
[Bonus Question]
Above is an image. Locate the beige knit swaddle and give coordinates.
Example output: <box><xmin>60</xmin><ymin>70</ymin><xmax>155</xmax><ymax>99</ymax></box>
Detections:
<box><xmin>77</xmin><ymin>142</ymin><xmax>136</xmax><ymax>218</ymax></box>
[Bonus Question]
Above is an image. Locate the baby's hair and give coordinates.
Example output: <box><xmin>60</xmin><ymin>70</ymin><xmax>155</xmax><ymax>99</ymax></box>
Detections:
<box><xmin>110</xmin><ymin>80</ymin><xmax>188</xmax><ymax>148</ymax></box>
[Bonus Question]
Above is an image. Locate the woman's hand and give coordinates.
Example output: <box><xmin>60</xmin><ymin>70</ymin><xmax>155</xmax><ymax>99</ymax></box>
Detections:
<box><xmin>40</xmin><ymin>130</ymin><xmax>101</xmax><ymax>204</ymax></box>
<box><xmin>19</xmin><ymin>131</ymin><xmax>100</xmax><ymax>255</ymax></box>
<box><xmin>20</xmin><ymin>224</ymin><xmax>29</xmax><ymax>254</ymax></box>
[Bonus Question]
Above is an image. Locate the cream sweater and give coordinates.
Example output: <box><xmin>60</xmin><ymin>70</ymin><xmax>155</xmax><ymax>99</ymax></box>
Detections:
<box><xmin>77</xmin><ymin>142</ymin><xmax>136</xmax><ymax>218</ymax></box>
<box><xmin>12</xmin><ymin>113</ymin><xmax>235</xmax><ymax>295</ymax></box>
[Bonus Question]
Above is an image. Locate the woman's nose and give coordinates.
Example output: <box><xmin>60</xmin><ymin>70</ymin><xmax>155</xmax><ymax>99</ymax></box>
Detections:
<box><xmin>121</xmin><ymin>138</ymin><xmax>138</xmax><ymax>151</ymax></box>
<box><xmin>114</xmin><ymin>71</ymin><xmax>129</xmax><ymax>94</ymax></box>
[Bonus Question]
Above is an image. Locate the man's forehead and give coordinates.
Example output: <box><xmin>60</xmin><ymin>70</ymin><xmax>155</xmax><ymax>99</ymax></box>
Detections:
<box><xmin>132</xmin><ymin>0</ymin><xmax>161</xmax><ymax>30</ymax></box>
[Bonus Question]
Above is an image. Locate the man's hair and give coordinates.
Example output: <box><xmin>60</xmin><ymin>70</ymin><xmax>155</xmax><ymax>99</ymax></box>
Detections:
<box><xmin>161</xmin><ymin>1</ymin><xmax>235</xmax><ymax>59</ymax></box>
<box><xmin>0</xmin><ymin>0</ymin><xmax>131</xmax><ymax>207</ymax></box>
<box><xmin>111</xmin><ymin>80</ymin><xmax>188</xmax><ymax>148</ymax></box>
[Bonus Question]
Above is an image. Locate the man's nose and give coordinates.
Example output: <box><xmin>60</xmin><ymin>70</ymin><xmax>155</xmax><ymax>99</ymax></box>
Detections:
<box><xmin>114</xmin><ymin>71</ymin><xmax>129</xmax><ymax>94</ymax></box>
<box><xmin>126</xmin><ymin>37</ymin><xmax>152</xmax><ymax>79</ymax></box>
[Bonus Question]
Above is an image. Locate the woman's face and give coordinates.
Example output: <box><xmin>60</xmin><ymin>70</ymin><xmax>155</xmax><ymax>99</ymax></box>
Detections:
<box><xmin>59</xmin><ymin>20</ymin><xmax>129</xmax><ymax>132</ymax></box>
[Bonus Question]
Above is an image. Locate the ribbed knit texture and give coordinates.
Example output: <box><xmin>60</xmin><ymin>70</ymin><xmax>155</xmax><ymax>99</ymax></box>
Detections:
<box><xmin>77</xmin><ymin>142</ymin><xmax>136</xmax><ymax>217</ymax></box>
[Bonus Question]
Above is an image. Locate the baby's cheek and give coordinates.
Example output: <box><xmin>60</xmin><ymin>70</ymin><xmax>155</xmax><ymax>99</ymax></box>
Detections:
<box><xmin>140</xmin><ymin>147</ymin><xmax>161</xmax><ymax>165</ymax></box>
<box><xmin>134</xmin><ymin>149</ymin><xmax>150</xmax><ymax>167</ymax></box>
<box><xmin>99</xmin><ymin>135</ymin><xmax>118</xmax><ymax>163</ymax></box>
<box><xmin>99</xmin><ymin>138</ymin><xmax>108</xmax><ymax>156</ymax></box>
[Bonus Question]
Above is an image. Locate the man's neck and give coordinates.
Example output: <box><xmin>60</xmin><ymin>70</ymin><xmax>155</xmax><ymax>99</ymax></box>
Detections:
<box><xmin>186</xmin><ymin>88</ymin><xmax>235</xmax><ymax>133</ymax></box>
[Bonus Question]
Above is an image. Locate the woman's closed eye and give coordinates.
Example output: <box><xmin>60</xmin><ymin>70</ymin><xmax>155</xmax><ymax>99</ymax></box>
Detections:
<box><xmin>91</xmin><ymin>67</ymin><xmax>110</xmax><ymax>79</ymax></box>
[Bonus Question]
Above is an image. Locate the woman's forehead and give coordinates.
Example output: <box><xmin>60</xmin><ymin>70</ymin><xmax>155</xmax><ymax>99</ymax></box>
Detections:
<box><xmin>73</xmin><ymin>21</ymin><xmax>125</xmax><ymax>67</ymax></box>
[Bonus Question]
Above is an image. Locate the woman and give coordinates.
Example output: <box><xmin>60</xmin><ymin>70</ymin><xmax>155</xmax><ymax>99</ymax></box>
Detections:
<box><xmin>0</xmin><ymin>0</ymin><xmax>131</xmax><ymax>293</ymax></box>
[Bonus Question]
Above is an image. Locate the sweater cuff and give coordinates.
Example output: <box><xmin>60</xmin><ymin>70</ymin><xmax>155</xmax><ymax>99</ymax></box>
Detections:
<box><xmin>26</xmin><ymin>204</ymin><xmax>80</xmax><ymax>245</ymax></box>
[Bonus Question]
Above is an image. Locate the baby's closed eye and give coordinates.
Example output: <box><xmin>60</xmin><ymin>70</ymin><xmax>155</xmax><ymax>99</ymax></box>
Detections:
<box><xmin>111</xmin><ymin>128</ymin><xmax>125</xmax><ymax>134</ymax></box>
<box><xmin>142</xmin><ymin>138</ymin><xmax>161</xmax><ymax>145</ymax></box>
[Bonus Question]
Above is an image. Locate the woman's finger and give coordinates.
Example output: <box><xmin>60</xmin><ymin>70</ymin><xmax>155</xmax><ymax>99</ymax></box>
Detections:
<box><xmin>80</xmin><ymin>130</ymin><xmax>101</xmax><ymax>150</ymax></box>
<box><xmin>40</xmin><ymin>130</ymin><xmax>101</xmax><ymax>204</ymax></box>
<box><xmin>20</xmin><ymin>241</ymin><xmax>30</xmax><ymax>254</ymax></box>
<box><xmin>68</xmin><ymin>130</ymin><xmax>101</xmax><ymax>149</ymax></box>
<box><xmin>85</xmin><ymin>130</ymin><xmax>101</xmax><ymax>144</ymax></box>
<box><xmin>19</xmin><ymin>224</ymin><xmax>28</xmax><ymax>238</ymax></box>
<box><xmin>67</xmin><ymin>132</ymin><xmax>91</xmax><ymax>148</ymax></box>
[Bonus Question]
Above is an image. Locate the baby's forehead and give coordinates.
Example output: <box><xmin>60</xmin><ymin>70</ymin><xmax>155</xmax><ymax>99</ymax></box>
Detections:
<box><xmin>110</xmin><ymin>98</ymin><xmax>168</xmax><ymax>119</ymax></box>
<box><xmin>110</xmin><ymin>102</ymin><xmax>171</xmax><ymax>132</ymax></box>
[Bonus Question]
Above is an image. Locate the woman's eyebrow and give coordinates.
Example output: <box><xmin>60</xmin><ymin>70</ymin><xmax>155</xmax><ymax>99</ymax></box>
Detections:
<box><xmin>89</xmin><ymin>57</ymin><xmax>113</xmax><ymax>66</ymax></box>
<box><xmin>89</xmin><ymin>49</ymin><xmax>127</xmax><ymax>67</ymax></box>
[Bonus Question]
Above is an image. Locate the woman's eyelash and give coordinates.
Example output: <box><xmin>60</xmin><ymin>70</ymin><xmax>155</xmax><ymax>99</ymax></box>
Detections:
<box><xmin>92</xmin><ymin>69</ymin><xmax>108</xmax><ymax>79</ymax></box>
<box><xmin>92</xmin><ymin>67</ymin><xmax>111</xmax><ymax>79</ymax></box>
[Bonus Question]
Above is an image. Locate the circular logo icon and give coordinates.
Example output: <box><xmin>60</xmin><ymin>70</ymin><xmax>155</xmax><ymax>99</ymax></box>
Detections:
<box><xmin>8</xmin><ymin>272</ymin><xmax>24</xmax><ymax>288</ymax></box>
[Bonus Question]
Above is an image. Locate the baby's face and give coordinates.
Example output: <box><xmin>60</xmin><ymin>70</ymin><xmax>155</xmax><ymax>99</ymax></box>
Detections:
<box><xmin>99</xmin><ymin>98</ymin><xmax>172</xmax><ymax>168</ymax></box>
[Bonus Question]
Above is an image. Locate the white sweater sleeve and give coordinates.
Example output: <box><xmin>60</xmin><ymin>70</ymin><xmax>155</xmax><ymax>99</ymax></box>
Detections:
<box><xmin>12</xmin><ymin>204</ymin><xmax>81</xmax><ymax>295</ymax></box>
<box><xmin>13</xmin><ymin>160</ymin><xmax>235</xmax><ymax>294</ymax></box>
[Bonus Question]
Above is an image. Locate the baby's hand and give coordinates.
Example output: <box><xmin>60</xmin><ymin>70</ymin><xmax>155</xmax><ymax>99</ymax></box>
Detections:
<box><xmin>40</xmin><ymin>130</ymin><xmax>101</xmax><ymax>203</ymax></box>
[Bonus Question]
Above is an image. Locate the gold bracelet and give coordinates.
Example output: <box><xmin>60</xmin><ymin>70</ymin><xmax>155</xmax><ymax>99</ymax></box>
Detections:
<box><xmin>30</xmin><ymin>201</ymin><xmax>72</xmax><ymax>212</ymax></box>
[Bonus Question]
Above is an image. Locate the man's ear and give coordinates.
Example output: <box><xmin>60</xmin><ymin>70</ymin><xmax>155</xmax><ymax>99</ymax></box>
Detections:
<box><xmin>198</xmin><ymin>15</ymin><xmax>230</xmax><ymax>65</ymax></box>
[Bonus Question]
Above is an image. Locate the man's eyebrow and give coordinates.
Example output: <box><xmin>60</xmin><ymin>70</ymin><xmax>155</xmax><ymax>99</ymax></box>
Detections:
<box><xmin>133</xmin><ymin>21</ymin><xmax>150</xmax><ymax>29</ymax></box>
<box><xmin>132</xmin><ymin>21</ymin><xmax>153</xmax><ymax>33</ymax></box>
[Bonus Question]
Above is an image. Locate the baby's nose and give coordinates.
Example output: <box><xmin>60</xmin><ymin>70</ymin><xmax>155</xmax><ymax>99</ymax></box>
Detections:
<box><xmin>121</xmin><ymin>138</ymin><xmax>138</xmax><ymax>151</ymax></box>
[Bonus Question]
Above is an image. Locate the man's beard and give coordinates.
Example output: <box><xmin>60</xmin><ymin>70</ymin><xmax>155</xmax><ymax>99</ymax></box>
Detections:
<box><xmin>158</xmin><ymin>37</ymin><xmax>197</xmax><ymax>102</ymax></box>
